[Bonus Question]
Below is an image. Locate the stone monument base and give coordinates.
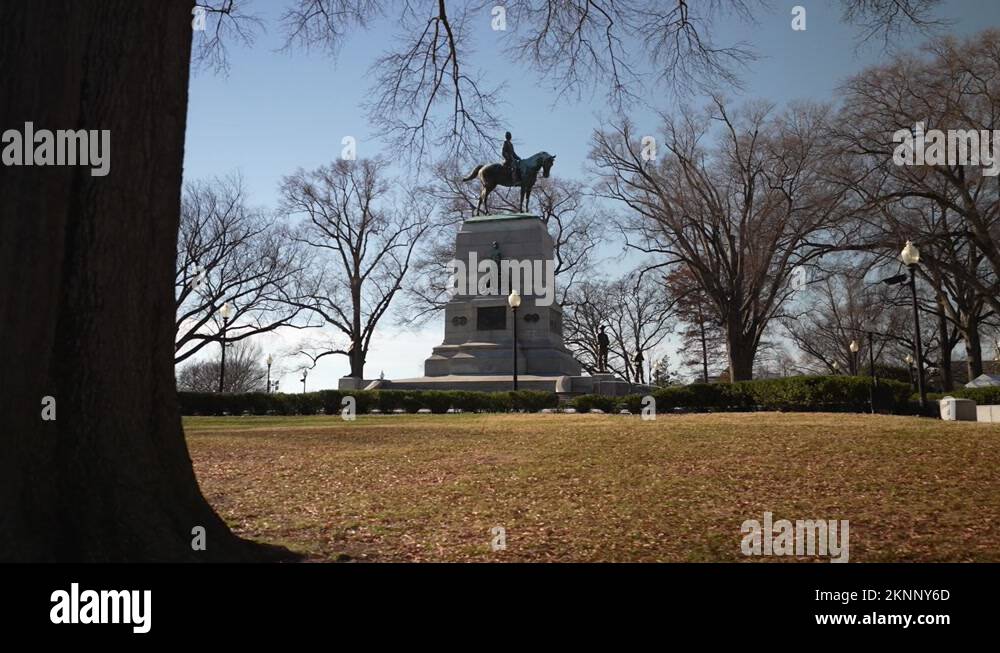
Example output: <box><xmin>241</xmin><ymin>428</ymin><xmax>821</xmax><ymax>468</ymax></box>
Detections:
<box><xmin>341</xmin><ymin>372</ymin><xmax>650</xmax><ymax>399</ymax></box>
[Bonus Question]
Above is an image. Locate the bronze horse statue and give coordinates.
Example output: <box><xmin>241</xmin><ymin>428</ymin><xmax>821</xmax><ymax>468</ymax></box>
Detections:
<box><xmin>462</xmin><ymin>151</ymin><xmax>556</xmax><ymax>215</ymax></box>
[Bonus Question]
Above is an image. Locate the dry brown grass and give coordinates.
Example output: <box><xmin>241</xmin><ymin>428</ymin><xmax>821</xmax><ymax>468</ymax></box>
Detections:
<box><xmin>184</xmin><ymin>412</ymin><xmax>1000</xmax><ymax>562</ymax></box>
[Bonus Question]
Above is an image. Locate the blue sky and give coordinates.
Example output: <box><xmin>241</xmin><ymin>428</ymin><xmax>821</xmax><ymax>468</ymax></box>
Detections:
<box><xmin>183</xmin><ymin>0</ymin><xmax>1000</xmax><ymax>390</ymax></box>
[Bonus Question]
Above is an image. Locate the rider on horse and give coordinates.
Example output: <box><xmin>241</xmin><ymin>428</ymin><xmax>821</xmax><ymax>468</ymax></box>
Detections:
<box><xmin>502</xmin><ymin>131</ymin><xmax>520</xmax><ymax>184</ymax></box>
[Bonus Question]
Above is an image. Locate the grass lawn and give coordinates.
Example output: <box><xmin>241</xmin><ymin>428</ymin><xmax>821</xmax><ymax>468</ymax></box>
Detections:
<box><xmin>184</xmin><ymin>412</ymin><xmax>1000</xmax><ymax>562</ymax></box>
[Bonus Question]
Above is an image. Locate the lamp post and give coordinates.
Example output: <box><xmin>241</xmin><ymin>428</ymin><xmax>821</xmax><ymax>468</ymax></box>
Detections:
<box><xmin>901</xmin><ymin>240</ymin><xmax>927</xmax><ymax>410</ymax></box>
<box><xmin>849</xmin><ymin>339</ymin><xmax>859</xmax><ymax>376</ymax></box>
<box><xmin>300</xmin><ymin>368</ymin><xmax>308</xmax><ymax>394</ymax></box>
<box><xmin>866</xmin><ymin>331</ymin><xmax>878</xmax><ymax>414</ymax></box>
<box><xmin>266</xmin><ymin>354</ymin><xmax>273</xmax><ymax>394</ymax></box>
<box><xmin>218</xmin><ymin>301</ymin><xmax>232</xmax><ymax>393</ymax></box>
<box><xmin>508</xmin><ymin>290</ymin><xmax>521</xmax><ymax>391</ymax></box>
<box><xmin>905</xmin><ymin>353</ymin><xmax>915</xmax><ymax>392</ymax></box>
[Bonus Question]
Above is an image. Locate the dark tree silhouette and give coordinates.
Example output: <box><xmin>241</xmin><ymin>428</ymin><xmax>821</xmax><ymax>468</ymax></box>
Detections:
<box><xmin>175</xmin><ymin>175</ymin><xmax>314</xmax><ymax>364</ymax></box>
<box><xmin>0</xmin><ymin>2</ymin><xmax>282</xmax><ymax>562</ymax></box>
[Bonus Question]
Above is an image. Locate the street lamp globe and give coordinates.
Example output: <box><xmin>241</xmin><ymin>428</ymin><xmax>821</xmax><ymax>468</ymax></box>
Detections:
<box><xmin>849</xmin><ymin>340</ymin><xmax>859</xmax><ymax>353</ymax></box>
<box><xmin>266</xmin><ymin>354</ymin><xmax>273</xmax><ymax>366</ymax></box>
<box><xmin>900</xmin><ymin>240</ymin><xmax>920</xmax><ymax>266</ymax></box>
<box><xmin>832</xmin><ymin>361</ymin><xmax>839</xmax><ymax>371</ymax></box>
<box><xmin>507</xmin><ymin>290</ymin><xmax>521</xmax><ymax>308</ymax></box>
<box><xmin>905</xmin><ymin>353</ymin><xmax>914</xmax><ymax>365</ymax></box>
<box><xmin>220</xmin><ymin>301</ymin><xmax>232</xmax><ymax>320</ymax></box>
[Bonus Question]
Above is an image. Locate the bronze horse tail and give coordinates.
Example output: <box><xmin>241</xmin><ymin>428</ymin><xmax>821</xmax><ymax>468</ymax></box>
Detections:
<box><xmin>462</xmin><ymin>165</ymin><xmax>484</xmax><ymax>182</ymax></box>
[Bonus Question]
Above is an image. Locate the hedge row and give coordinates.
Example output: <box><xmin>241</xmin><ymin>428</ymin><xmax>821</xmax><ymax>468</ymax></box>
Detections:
<box><xmin>177</xmin><ymin>389</ymin><xmax>559</xmax><ymax>416</ymax></box>
<box><xmin>929</xmin><ymin>387</ymin><xmax>1000</xmax><ymax>405</ymax></box>
<box><xmin>569</xmin><ymin>376</ymin><xmax>917</xmax><ymax>414</ymax></box>
<box><xmin>180</xmin><ymin>375</ymin><xmax>921</xmax><ymax>416</ymax></box>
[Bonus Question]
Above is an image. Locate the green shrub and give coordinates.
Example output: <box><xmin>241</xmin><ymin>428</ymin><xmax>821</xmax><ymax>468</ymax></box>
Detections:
<box><xmin>508</xmin><ymin>390</ymin><xmax>559</xmax><ymax>412</ymax></box>
<box><xmin>177</xmin><ymin>388</ymin><xmax>560</xmax><ymax>415</ymax></box>
<box><xmin>741</xmin><ymin>376</ymin><xmax>911</xmax><ymax>413</ymax></box>
<box><xmin>178</xmin><ymin>377</ymin><xmax>918</xmax><ymax>417</ymax></box>
<box><xmin>620</xmin><ymin>394</ymin><xmax>645</xmax><ymax>413</ymax></box>
<box><xmin>417</xmin><ymin>390</ymin><xmax>453</xmax><ymax>414</ymax></box>
<box><xmin>947</xmin><ymin>387</ymin><xmax>1000</xmax><ymax>405</ymax></box>
<box><xmin>651</xmin><ymin>383</ymin><xmax>743</xmax><ymax>412</ymax></box>
<box><xmin>570</xmin><ymin>394</ymin><xmax>617</xmax><ymax>413</ymax></box>
<box><xmin>640</xmin><ymin>376</ymin><xmax>912</xmax><ymax>414</ymax></box>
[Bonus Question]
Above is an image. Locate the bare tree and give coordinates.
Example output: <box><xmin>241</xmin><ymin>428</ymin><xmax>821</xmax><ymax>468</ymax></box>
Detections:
<box><xmin>615</xmin><ymin>271</ymin><xmax>676</xmax><ymax>383</ymax></box>
<box><xmin>192</xmin><ymin>1</ymin><xmax>265</xmax><ymax>74</ymax></box>
<box><xmin>563</xmin><ymin>278</ymin><xmax>619</xmax><ymax>376</ymax></box>
<box><xmin>781</xmin><ymin>267</ymin><xmax>909</xmax><ymax>375</ymax></box>
<box><xmin>837</xmin><ymin>29</ymin><xmax>1000</xmax><ymax>316</ymax></box>
<box><xmin>666</xmin><ymin>266</ymin><xmax>726</xmax><ymax>383</ymax></box>
<box><xmin>177</xmin><ymin>339</ymin><xmax>269</xmax><ymax>393</ymax></box>
<box><xmin>840</xmin><ymin>0</ymin><xmax>946</xmax><ymax>48</ymax></box>
<box><xmin>591</xmin><ymin>99</ymin><xmax>850</xmax><ymax>381</ymax></box>
<box><xmin>294</xmin><ymin>0</ymin><xmax>942</xmax><ymax>156</ymax></box>
<box><xmin>175</xmin><ymin>175</ymin><xmax>314</xmax><ymax>364</ymax></box>
<box><xmin>193</xmin><ymin>1</ymin><xmax>943</xmax><ymax>160</ymax></box>
<box><xmin>280</xmin><ymin>158</ymin><xmax>432</xmax><ymax>378</ymax></box>
<box><xmin>498</xmin><ymin>0</ymin><xmax>761</xmax><ymax>106</ymax></box>
<box><xmin>563</xmin><ymin>271</ymin><xmax>674</xmax><ymax>381</ymax></box>
<box><xmin>1</xmin><ymin>2</ymin><xmax>273</xmax><ymax>561</ymax></box>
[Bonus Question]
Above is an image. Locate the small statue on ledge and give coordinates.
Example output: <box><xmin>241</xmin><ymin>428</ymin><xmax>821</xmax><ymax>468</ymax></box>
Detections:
<box><xmin>597</xmin><ymin>326</ymin><xmax>610</xmax><ymax>373</ymax></box>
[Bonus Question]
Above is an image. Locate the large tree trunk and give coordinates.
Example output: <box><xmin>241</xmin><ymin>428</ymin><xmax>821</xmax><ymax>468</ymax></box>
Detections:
<box><xmin>0</xmin><ymin>1</ymin><xmax>281</xmax><ymax>561</ymax></box>
<box><xmin>963</xmin><ymin>313</ymin><xmax>983</xmax><ymax>382</ymax></box>
<box><xmin>698</xmin><ymin>314</ymin><xmax>709</xmax><ymax>384</ymax></box>
<box><xmin>725</xmin><ymin>320</ymin><xmax>756</xmax><ymax>382</ymax></box>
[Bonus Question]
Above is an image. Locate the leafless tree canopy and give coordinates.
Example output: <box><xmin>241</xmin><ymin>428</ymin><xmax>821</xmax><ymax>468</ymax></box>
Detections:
<box><xmin>280</xmin><ymin>158</ymin><xmax>432</xmax><ymax>377</ymax></box>
<box><xmin>841</xmin><ymin>0</ymin><xmax>946</xmax><ymax>48</ymax></box>
<box><xmin>591</xmin><ymin>99</ymin><xmax>850</xmax><ymax>380</ymax></box>
<box><xmin>177</xmin><ymin>338</ymin><xmax>269</xmax><ymax>393</ymax></box>
<box><xmin>193</xmin><ymin>1</ymin><xmax>943</xmax><ymax>159</ymax></box>
<box><xmin>175</xmin><ymin>175</ymin><xmax>313</xmax><ymax>364</ymax></box>
<box><xmin>834</xmin><ymin>28</ymin><xmax>1000</xmax><ymax>385</ymax></box>
<box><xmin>498</xmin><ymin>0</ymin><xmax>762</xmax><ymax>106</ymax></box>
<box><xmin>192</xmin><ymin>1</ymin><xmax>265</xmax><ymax>74</ymax></box>
<box><xmin>563</xmin><ymin>271</ymin><xmax>674</xmax><ymax>381</ymax></box>
<box><xmin>781</xmin><ymin>266</ymin><xmax>909</xmax><ymax>375</ymax></box>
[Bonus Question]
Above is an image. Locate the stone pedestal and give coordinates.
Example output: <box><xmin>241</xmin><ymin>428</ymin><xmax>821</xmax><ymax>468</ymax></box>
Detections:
<box><xmin>423</xmin><ymin>213</ymin><xmax>580</xmax><ymax>378</ymax></box>
<box><xmin>376</xmin><ymin>213</ymin><xmax>648</xmax><ymax>397</ymax></box>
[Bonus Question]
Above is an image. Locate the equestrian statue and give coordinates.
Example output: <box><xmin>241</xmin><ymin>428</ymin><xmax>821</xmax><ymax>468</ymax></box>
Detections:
<box><xmin>462</xmin><ymin>131</ymin><xmax>556</xmax><ymax>216</ymax></box>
